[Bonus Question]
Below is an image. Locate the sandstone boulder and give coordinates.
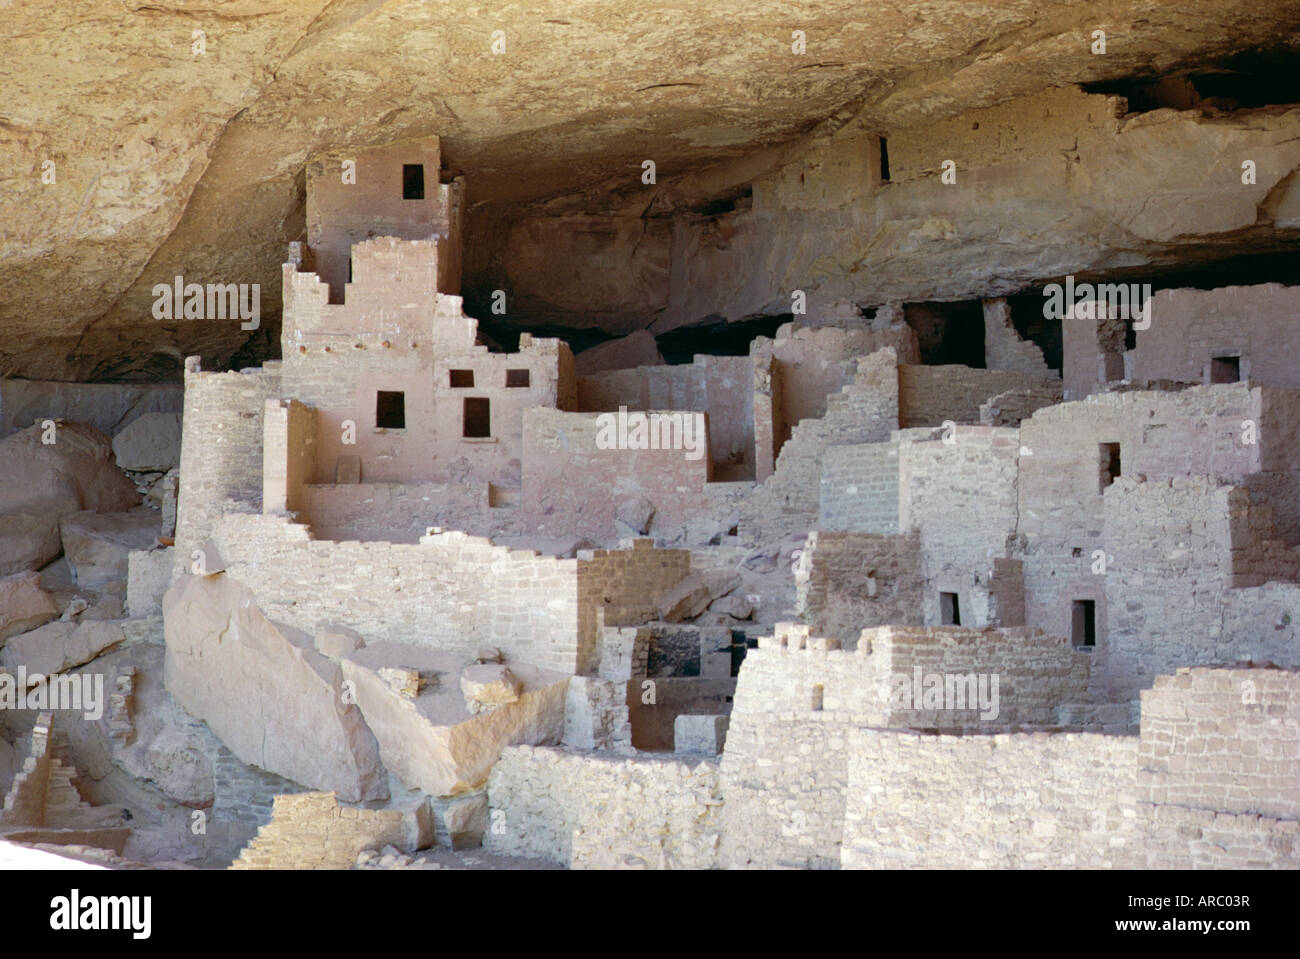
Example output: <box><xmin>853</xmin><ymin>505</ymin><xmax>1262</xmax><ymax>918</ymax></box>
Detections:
<box><xmin>658</xmin><ymin>570</ymin><xmax>742</xmax><ymax>623</ymax></box>
<box><xmin>0</xmin><ymin>422</ymin><xmax>139</xmax><ymax>576</ymax></box>
<box><xmin>0</xmin><ymin>571</ymin><xmax>59</xmax><ymax>642</ymax></box>
<box><xmin>112</xmin><ymin>412</ymin><xmax>182</xmax><ymax>472</ymax></box>
<box><xmin>61</xmin><ymin>510</ymin><xmax>159</xmax><ymax>587</ymax></box>
<box><xmin>574</xmin><ymin>330</ymin><xmax>664</xmax><ymax>375</ymax></box>
<box><xmin>0</xmin><ymin>620</ymin><xmax>125</xmax><ymax>676</ymax></box>
<box><xmin>163</xmin><ymin>572</ymin><xmax>388</xmax><ymax>802</ymax></box>
<box><xmin>340</xmin><ymin>643</ymin><xmax>567</xmax><ymax>797</ymax></box>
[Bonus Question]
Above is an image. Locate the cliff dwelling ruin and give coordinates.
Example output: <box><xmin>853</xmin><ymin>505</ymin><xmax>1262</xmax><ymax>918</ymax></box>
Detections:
<box><xmin>1</xmin><ymin>2</ymin><xmax>1299</xmax><ymax>891</ymax></box>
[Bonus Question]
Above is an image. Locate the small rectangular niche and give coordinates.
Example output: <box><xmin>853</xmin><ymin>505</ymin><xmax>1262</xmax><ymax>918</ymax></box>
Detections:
<box><xmin>505</xmin><ymin>368</ymin><xmax>531</xmax><ymax>388</ymax></box>
<box><xmin>463</xmin><ymin>397</ymin><xmax>490</xmax><ymax>438</ymax></box>
<box><xmin>375</xmin><ymin>390</ymin><xmax>405</xmax><ymax>429</ymax></box>
<box><xmin>939</xmin><ymin>591</ymin><xmax>961</xmax><ymax>626</ymax></box>
<box><xmin>1210</xmin><ymin>355</ymin><xmax>1241</xmax><ymax>384</ymax></box>
<box><xmin>878</xmin><ymin>136</ymin><xmax>890</xmax><ymax>182</ymax></box>
<box><xmin>811</xmin><ymin>684</ymin><xmax>824</xmax><ymax>711</ymax></box>
<box><xmin>1099</xmin><ymin>442</ymin><xmax>1121</xmax><ymax>492</ymax></box>
<box><xmin>1072</xmin><ymin>599</ymin><xmax>1097</xmax><ymax>648</ymax></box>
<box><xmin>402</xmin><ymin>164</ymin><xmax>425</xmax><ymax>200</ymax></box>
<box><xmin>449</xmin><ymin>369</ymin><xmax>475</xmax><ymax>388</ymax></box>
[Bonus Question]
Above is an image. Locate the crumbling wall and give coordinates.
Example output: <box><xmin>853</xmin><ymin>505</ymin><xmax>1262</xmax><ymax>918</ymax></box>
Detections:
<box><xmin>794</xmin><ymin>531</ymin><xmax>923</xmax><ymax>645</ymax></box>
<box><xmin>979</xmin><ymin>384</ymin><xmax>1064</xmax><ymax>426</ymax></box>
<box><xmin>229</xmin><ymin>791</ymin><xmax>407</xmax><ymax>870</ymax></box>
<box><xmin>740</xmin><ymin>347</ymin><xmax>899</xmax><ymax>542</ymax></box>
<box><xmin>485</xmin><ymin>746</ymin><xmax>722</xmax><ymax>869</ymax></box>
<box><xmin>982</xmin><ymin>298</ymin><xmax>1052</xmax><ymax>374</ymax></box>
<box><xmin>898</xmin><ymin>364</ymin><xmax>1057</xmax><ymax>428</ymax></box>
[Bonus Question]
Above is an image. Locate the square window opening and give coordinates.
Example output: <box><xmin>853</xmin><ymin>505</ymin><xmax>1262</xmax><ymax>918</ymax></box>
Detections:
<box><xmin>1072</xmin><ymin>599</ymin><xmax>1097</xmax><ymax>648</ymax></box>
<box><xmin>505</xmin><ymin>368</ymin><xmax>531</xmax><ymax>388</ymax></box>
<box><xmin>402</xmin><ymin>164</ymin><xmax>425</xmax><ymax>200</ymax></box>
<box><xmin>376</xmin><ymin>390</ymin><xmax>405</xmax><ymax>429</ymax></box>
<box><xmin>449</xmin><ymin>369</ymin><xmax>475</xmax><ymax>388</ymax></box>
<box><xmin>1211</xmin><ymin>355</ymin><xmax>1241</xmax><ymax>384</ymax></box>
<box><xmin>939</xmin><ymin>591</ymin><xmax>961</xmax><ymax>626</ymax></box>
<box><xmin>463</xmin><ymin>397</ymin><xmax>491</xmax><ymax>438</ymax></box>
<box><xmin>1100</xmin><ymin>442</ymin><xmax>1121</xmax><ymax>492</ymax></box>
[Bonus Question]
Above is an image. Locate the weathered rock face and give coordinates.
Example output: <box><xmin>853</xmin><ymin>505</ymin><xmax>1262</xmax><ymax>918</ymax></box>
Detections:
<box><xmin>0</xmin><ymin>572</ymin><xmax>59</xmax><ymax>642</ymax></box>
<box><xmin>60</xmin><ymin>510</ymin><xmax>159</xmax><ymax>587</ymax></box>
<box><xmin>339</xmin><ymin>643</ymin><xmax>567</xmax><ymax>798</ymax></box>
<box><xmin>4</xmin><ymin>2</ymin><xmax>1300</xmax><ymax>379</ymax></box>
<box><xmin>162</xmin><ymin>572</ymin><xmax>388</xmax><ymax>803</ymax></box>
<box><xmin>111</xmin><ymin>412</ymin><xmax>182</xmax><ymax>472</ymax></box>
<box><xmin>0</xmin><ymin>423</ymin><xmax>140</xmax><ymax>576</ymax></box>
<box><xmin>0</xmin><ymin>620</ymin><xmax>125</xmax><ymax>678</ymax></box>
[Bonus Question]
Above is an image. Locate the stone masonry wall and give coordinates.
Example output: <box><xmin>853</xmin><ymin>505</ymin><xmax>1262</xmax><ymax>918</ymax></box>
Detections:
<box><xmin>840</xmin><ymin>665</ymin><xmax>1300</xmax><ymax>869</ymax></box>
<box><xmin>1018</xmin><ymin>384</ymin><xmax>1266</xmax><ymax>667</ymax></box>
<box><xmin>174</xmin><ymin>361</ymin><xmax>281</xmax><ymax>576</ymax></box>
<box><xmin>1134</xmin><ymin>284</ymin><xmax>1300</xmax><ymax>390</ymax></box>
<box><xmin>819</xmin><ymin>439</ymin><xmax>899</xmax><ymax>533</ymax></box>
<box><xmin>899</xmin><ymin>425</ymin><xmax>1020</xmax><ymax>627</ymax></box>
<box><xmin>229</xmin><ymin>791</ymin><xmax>406</xmax><ymax>870</ymax></box>
<box><xmin>1102</xmin><ymin>477</ymin><xmax>1300</xmax><ymax>701</ymax></box>
<box><xmin>210</xmin><ymin>514</ymin><xmax>686</xmax><ymax>674</ymax></box>
<box><xmin>485</xmin><ymin>745</ymin><xmax>722</xmax><ymax>869</ymax></box>
<box><xmin>521</xmin><ymin>408</ymin><xmax>715</xmax><ymax>542</ymax></box>
<box><xmin>1138</xmin><ymin>666</ymin><xmax>1300</xmax><ymax>822</ymax></box>
<box><xmin>794</xmin><ymin>531</ymin><xmax>923</xmax><ymax>646</ymax></box>
<box><xmin>898</xmin><ymin>364</ymin><xmax>1056</xmax><ymax>428</ymax></box>
<box><xmin>740</xmin><ymin>347</ymin><xmax>899</xmax><ymax>543</ymax></box>
<box><xmin>576</xmin><ymin>354</ymin><xmax>754</xmax><ymax>478</ymax></box>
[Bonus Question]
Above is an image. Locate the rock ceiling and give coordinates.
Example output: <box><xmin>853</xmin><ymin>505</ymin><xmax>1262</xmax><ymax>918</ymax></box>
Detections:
<box><xmin>3</xmin><ymin>0</ymin><xmax>1300</xmax><ymax>380</ymax></box>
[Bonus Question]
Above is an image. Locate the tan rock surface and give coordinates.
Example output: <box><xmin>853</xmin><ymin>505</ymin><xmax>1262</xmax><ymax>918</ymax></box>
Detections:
<box><xmin>4</xmin><ymin>2</ymin><xmax>1299</xmax><ymax>377</ymax></box>
<box><xmin>0</xmin><ymin>423</ymin><xmax>139</xmax><ymax>576</ymax></box>
<box><xmin>162</xmin><ymin>572</ymin><xmax>388</xmax><ymax>803</ymax></box>
<box><xmin>0</xmin><ymin>571</ymin><xmax>59</xmax><ymax>642</ymax></box>
<box><xmin>340</xmin><ymin>643</ymin><xmax>567</xmax><ymax>798</ymax></box>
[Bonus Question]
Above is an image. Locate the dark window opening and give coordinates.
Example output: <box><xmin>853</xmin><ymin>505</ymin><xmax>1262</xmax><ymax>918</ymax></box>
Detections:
<box><xmin>1072</xmin><ymin>599</ymin><xmax>1097</xmax><ymax>648</ymax></box>
<box><xmin>904</xmin><ymin>301</ymin><xmax>986</xmax><ymax>368</ymax></box>
<box><xmin>449</xmin><ymin>369</ymin><xmax>474</xmax><ymax>388</ymax></box>
<box><xmin>1100</xmin><ymin>442</ymin><xmax>1121</xmax><ymax>491</ymax></box>
<box><xmin>402</xmin><ymin>164</ymin><xmax>425</xmax><ymax>200</ymax></box>
<box><xmin>1211</xmin><ymin>355</ymin><xmax>1241</xmax><ymax>384</ymax></box>
<box><xmin>940</xmin><ymin>592</ymin><xmax>961</xmax><ymax>626</ymax></box>
<box><xmin>878</xmin><ymin>136</ymin><xmax>890</xmax><ymax>182</ymax></box>
<box><xmin>376</xmin><ymin>390</ymin><xmax>405</xmax><ymax>429</ymax></box>
<box><xmin>463</xmin><ymin>397</ymin><xmax>490</xmax><ymax>438</ymax></box>
<box><xmin>811</xmin><ymin>684</ymin><xmax>824</xmax><ymax>711</ymax></box>
<box><xmin>505</xmin><ymin>368</ymin><xmax>531</xmax><ymax>388</ymax></box>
